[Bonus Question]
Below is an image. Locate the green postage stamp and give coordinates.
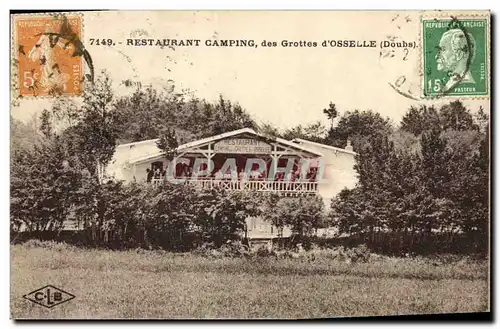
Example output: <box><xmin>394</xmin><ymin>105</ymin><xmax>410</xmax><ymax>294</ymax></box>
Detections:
<box><xmin>422</xmin><ymin>17</ymin><xmax>489</xmax><ymax>97</ymax></box>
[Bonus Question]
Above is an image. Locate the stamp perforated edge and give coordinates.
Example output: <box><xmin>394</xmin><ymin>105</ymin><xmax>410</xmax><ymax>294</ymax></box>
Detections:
<box><xmin>418</xmin><ymin>12</ymin><xmax>491</xmax><ymax>100</ymax></box>
<box><xmin>10</xmin><ymin>11</ymin><xmax>86</xmax><ymax>102</ymax></box>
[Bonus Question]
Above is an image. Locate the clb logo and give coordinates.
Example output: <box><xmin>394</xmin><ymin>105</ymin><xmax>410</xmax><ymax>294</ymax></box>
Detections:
<box><xmin>23</xmin><ymin>285</ymin><xmax>75</xmax><ymax>308</ymax></box>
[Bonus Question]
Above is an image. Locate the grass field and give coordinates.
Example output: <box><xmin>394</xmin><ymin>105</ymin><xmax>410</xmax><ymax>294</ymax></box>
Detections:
<box><xmin>10</xmin><ymin>243</ymin><xmax>489</xmax><ymax>319</ymax></box>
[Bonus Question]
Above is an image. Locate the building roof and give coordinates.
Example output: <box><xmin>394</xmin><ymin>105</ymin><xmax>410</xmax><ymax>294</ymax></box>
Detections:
<box><xmin>125</xmin><ymin>128</ymin><xmax>324</xmax><ymax>164</ymax></box>
<box><xmin>292</xmin><ymin>138</ymin><xmax>357</xmax><ymax>156</ymax></box>
<box><xmin>116</xmin><ymin>138</ymin><xmax>159</xmax><ymax>148</ymax></box>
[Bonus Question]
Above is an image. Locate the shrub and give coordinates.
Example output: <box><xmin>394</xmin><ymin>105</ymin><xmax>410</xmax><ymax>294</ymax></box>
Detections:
<box><xmin>346</xmin><ymin>244</ymin><xmax>371</xmax><ymax>263</ymax></box>
<box><xmin>193</xmin><ymin>189</ymin><xmax>262</xmax><ymax>248</ymax></box>
<box><xmin>254</xmin><ymin>245</ymin><xmax>274</xmax><ymax>258</ymax></box>
<box><xmin>193</xmin><ymin>240</ymin><xmax>250</xmax><ymax>258</ymax></box>
<box><xmin>264</xmin><ymin>194</ymin><xmax>325</xmax><ymax>238</ymax></box>
<box><xmin>22</xmin><ymin>239</ymin><xmax>77</xmax><ymax>252</ymax></box>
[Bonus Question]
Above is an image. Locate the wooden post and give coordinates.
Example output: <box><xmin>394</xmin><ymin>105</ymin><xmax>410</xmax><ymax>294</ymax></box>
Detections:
<box><xmin>271</xmin><ymin>144</ymin><xmax>278</xmax><ymax>175</ymax></box>
<box><xmin>207</xmin><ymin>142</ymin><xmax>213</xmax><ymax>173</ymax></box>
<box><xmin>170</xmin><ymin>157</ymin><xmax>177</xmax><ymax>180</ymax></box>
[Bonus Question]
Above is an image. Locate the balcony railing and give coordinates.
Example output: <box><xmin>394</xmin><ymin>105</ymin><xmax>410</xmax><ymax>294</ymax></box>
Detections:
<box><xmin>151</xmin><ymin>177</ymin><xmax>318</xmax><ymax>194</ymax></box>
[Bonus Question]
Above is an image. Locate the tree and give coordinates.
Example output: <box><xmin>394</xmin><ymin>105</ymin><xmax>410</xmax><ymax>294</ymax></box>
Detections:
<box><xmin>400</xmin><ymin>105</ymin><xmax>441</xmax><ymax>135</ymax></box>
<box><xmin>269</xmin><ymin>195</ymin><xmax>324</xmax><ymax>239</ymax></box>
<box><xmin>326</xmin><ymin>109</ymin><xmax>392</xmax><ymax>150</ymax></box>
<box><xmin>401</xmin><ymin>101</ymin><xmax>478</xmax><ymax>136</ymax></box>
<box><xmin>262</xmin><ymin>193</ymin><xmax>285</xmax><ymax>233</ymax></box>
<box><xmin>194</xmin><ymin>189</ymin><xmax>261</xmax><ymax>247</ymax></box>
<box><xmin>156</xmin><ymin>127</ymin><xmax>179</xmax><ymax>161</ymax></box>
<box><xmin>472</xmin><ymin>123</ymin><xmax>490</xmax><ymax>239</ymax></box>
<box><xmin>439</xmin><ymin>100</ymin><xmax>477</xmax><ymax>132</ymax></box>
<box><xmin>351</xmin><ymin>134</ymin><xmax>413</xmax><ymax>234</ymax></box>
<box><xmin>11</xmin><ymin>115</ymin><xmax>41</xmax><ymax>154</ymax></box>
<box><xmin>141</xmin><ymin>183</ymin><xmax>198</xmax><ymax>250</ymax></box>
<box><xmin>330</xmin><ymin>188</ymin><xmax>364</xmax><ymax>235</ymax></box>
<box><xmin>331</xmin><ymin>101</ymin><xmax>489</xmax><ymax>255</ymax></box>
<box><xmin>294</xmin><ymin>195</ymin><xmax>325</xmax><ymax>235</ymax></box>
<box><xmin>60</xmin><ymin>71</ymin><xmax>119</xmax><ymax>181</ymax></box>
<box><xmin>419</xmin><ymin>129</ymin><xmax>451</xmax><ymax>199</ymax></box>
<box><xmin>256</xmin><ymin>122</ymin><xmax>281</xmax><ymax>138</ymax></box>
<box><xmin>282</xmin><ymin>121</ymin><xmax>327</xmax><ymax>143</ymax></box>
<box><xmin>323</xmin><ymin>102</ymin><xmax>338</xmax><ymax>128</ymax></box>
<box><xmin>210</xmin><ymin>95</ymin><xmax>255</xmax><ymax>135</ymax></box>
<box><xmin>38</xmin><ymin>71</ymin><xmax>121</xmax><ymax>241</ymax></box>
<box><xmin>475</xmin><ymin>106</ymin><xmax>489</xmax><ymax>132</ymax></box>
<box><xmin>113</xmin><ymin>86</ymin><xmax>182</xmax><ymax>143</ymax></box>
<box><xmin>11</xmin><ymin>120</ymin><xmax>82</xmax><ymax>233</ymax></box>
<box><xmin>50</xmin><ymin>98</ymin><xmax>82</xmax><ymax>129</ymax></box>
<box><xmin>113</xmin><ymin>88</ymin><xmax>257</xmax><ymax>144</ymax></box>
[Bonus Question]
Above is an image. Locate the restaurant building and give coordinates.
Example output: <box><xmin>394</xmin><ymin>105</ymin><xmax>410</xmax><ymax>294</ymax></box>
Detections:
<box><xmin>105</xmin><ymin>128</ymin><xmax>358</xmax><ymax>240</ymax></box>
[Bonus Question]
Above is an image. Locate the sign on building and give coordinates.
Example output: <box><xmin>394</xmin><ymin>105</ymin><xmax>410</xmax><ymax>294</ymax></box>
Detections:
<box><xmin>214</xmin><ymin>138</ymin><xmax>272</xmax><ymax>154</ymax></box>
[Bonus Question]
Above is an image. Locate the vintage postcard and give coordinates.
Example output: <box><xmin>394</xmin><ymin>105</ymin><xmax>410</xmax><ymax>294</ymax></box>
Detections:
<box><xmin>10</xmin><ymin>10</ymin><xmax>491</xmax><ymax>319</ymax></box>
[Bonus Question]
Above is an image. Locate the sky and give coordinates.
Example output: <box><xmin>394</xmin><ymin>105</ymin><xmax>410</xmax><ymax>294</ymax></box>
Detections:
<box><xmin>11</xmin><ymin>10</ymin><xmax>490</xmax><ymax>130</ymax></box>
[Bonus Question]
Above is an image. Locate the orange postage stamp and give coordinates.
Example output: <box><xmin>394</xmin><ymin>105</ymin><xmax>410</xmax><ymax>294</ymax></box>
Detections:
<box><xmin>14</xmin><ymin>14</ymin><xmax>84</xmax><ymax>97</ymax></box>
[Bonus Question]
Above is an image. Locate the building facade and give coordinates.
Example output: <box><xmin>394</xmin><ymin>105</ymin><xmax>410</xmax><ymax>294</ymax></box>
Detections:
<box><xmin>105</xmin><ymin>128</ymin><xmax>358</xmax><ymax>240</ymax></box>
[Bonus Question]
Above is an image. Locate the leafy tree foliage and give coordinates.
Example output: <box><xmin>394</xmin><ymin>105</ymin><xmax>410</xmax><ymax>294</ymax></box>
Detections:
<box><xmin>282</xmin><ymin>121</ymin><xmax>327</xmax><ymax>143</ymax></box>
<box><xmin>11</xmin><ymin>115</ymin><xmax>41</xmax><ymax>154</ymax></box>
<box><xmin>400</xmin><ymin>105</ymin><xmax>441</xmax><ymax>135</ymax></box>
<box><xmin>94</xmin><ymin>186</ymin><xmax>265</xmax><ymax>250</ymax></box>
<box><xmin>323</xmin><ymin>102</ymin><xmax>338</xmax><ymax>128</ymax></box>
<box><xmin>264</xmin><ymin>194</ymin><xmax>325</xmax><ymax>238</ymax></box>
<box><xmin>255</xmin><ymin>122</ymin><xmax>281</xmax><ymax>138</ymax></box>
<box><xmin>11</xmin><ymin>124</ymin><xmax>82</xmax><ymax>233</ymax></box>
<box><xmin>12</xmin><ymin>72</ymin><xmax>119</xmax><ymax>237</ymax></box>
<box><xmin>330</xmin><ymin>102</ymin><xmax>489</xmax><ymax>256</ymax></box>
<box><xmin>326</xmin><ymin>109</ymin><xmax>392</xmax><ymax>150</ymax></box>
<box><xmin>193</xmin><ymin>189</ymin><xmax>262</xmax><ymax>247</ymax></box>
<box><xmin>156</xmin><ymin>127</ymin><xmax>179</xmax><ymax>161</ymax></box>
<box><xmin>113</xmin><ymin>88</ymin><xmax>257</xmax><ymax>144</ymax></box>
<box><xmin>440</xmin><ymin>101</ymin><xmax>477</xmax><ymax>131</ymax></box>
<box><xmin>140</xmin><ymin>183</ymin><xmax>199</xmax><ymax>250</ymax></box>
<box><xmin>287</xmin><ymin>195</ymin><xmax>325</xmax><ymax>236</ymax></box>
<box><xmin>401</xmin><ymin>100</ymin><xmax>478</xmax><ymax>135</ymax></box>
<box><xmin>60</xmin><ymin>72</ymin><xmax>119</xmax><ymax>179</ymax></box>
